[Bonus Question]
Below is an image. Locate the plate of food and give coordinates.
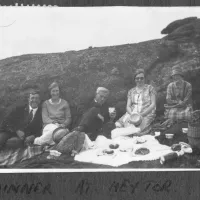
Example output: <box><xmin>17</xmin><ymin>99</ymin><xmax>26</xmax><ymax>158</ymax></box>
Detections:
<box><xmin>109</xmin><ymin>143</ymin><xmax>119</xmax><ymax>149</ymax></box>
<box><xmin>132</xmin><ymin>147</ymin><xmax>150</xmax><ymax>156</ymax></box>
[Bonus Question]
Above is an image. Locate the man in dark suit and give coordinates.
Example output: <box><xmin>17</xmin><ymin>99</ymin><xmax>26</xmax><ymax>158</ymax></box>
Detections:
<box><xmin>74</xmin><ymin>87</ymin><xmax>116</xmax><ymax>140</ymax></box>
<box><xmin>0</xmin><ymin>89</ymin><xmax>43</xmax><ymax>149</ymax></box>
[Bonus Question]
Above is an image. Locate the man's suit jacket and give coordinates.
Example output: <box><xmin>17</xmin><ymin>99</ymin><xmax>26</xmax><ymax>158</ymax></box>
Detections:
<box><xmin>0</xmin><ymin>102</ymin><xmax>43</xmax><ymax>137</ymax></box>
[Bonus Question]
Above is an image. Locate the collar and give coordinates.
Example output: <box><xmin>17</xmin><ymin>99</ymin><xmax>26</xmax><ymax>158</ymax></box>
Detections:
<box><xmin>29</xmin><ymin>105</ymin><xmax>38</xmax><ymax>113</ymax></box>
<box><xmin>49</xmin><ymin>98</ymin><xmax>61</xmax><ymax>105</ymax></box>
<box><xmin>135</xmin><ymin>84</ymin><xmax>147</xmax><ymax>93</ymax></box>
<box><xmin>174</xmin><ymin>80</ymin><xmax>184</xmax><ymax>86</ymax></box>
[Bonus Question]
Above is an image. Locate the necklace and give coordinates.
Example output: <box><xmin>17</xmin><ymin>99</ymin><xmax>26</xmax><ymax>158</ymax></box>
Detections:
<box><xmin>49</xmin><ymin>98</ymin><xmax>61</xmax><ymax>105</ymax></box>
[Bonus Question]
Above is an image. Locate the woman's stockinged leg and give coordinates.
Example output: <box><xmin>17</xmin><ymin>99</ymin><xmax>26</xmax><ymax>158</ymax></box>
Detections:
<box><xmin>111</xmin><ymin>126</ymin><xmax>140</xmax><ymax>139</ymax></box>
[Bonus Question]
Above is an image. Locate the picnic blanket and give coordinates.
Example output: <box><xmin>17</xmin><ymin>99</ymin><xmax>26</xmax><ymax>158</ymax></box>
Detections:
<box><xmin>0</xmin><ymin>145</ymin><xmax>45</xmax><ymax>167</ymax></box>
<box><xmin>75</xmin><ymin>135</ymin><xmax>173</xmax><ymax>167</ymax></box>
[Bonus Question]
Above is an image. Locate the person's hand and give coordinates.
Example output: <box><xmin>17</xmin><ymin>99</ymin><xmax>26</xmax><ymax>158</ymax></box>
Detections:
<box><xmin>24</xmin><ymin>135</ymin><xmax>35</xmax><ymax>146</ymax></box>
<box><xmin>127</xmin><ymin>110</ymin><xmax>132</xmax><ymax>115</ymax></box>
<box><xmin>177</xmin><ymin>100</ymin><xmax>185</xmax><ymax>107</ymax></box>
<box><xmin>178</xmin><ymin>100</ymin><xmax>183</xmax><ymax>104</ymax></box>
<box><xmin>71</xmin><ymin>150</ymin><xmax>78</xmax><ymax>157</ymax></box>
<box><xmin>97</xmin><ymin>114</ymin><xmax>104</xmax><ymax>122</ymax></box>
<box><xmin>16</xmin><ymin>130</ymin><xmax>25</xmax><ymax>140</ymax></box>
<box><xmin>140</xmin><ymin>112</ymin><xmax>145</xmax><ymax>117</ymax></box>
<box><xmin>115</xmin><ymin>122</ymin><xmax>122</xmax><ymax>128</ymax></box>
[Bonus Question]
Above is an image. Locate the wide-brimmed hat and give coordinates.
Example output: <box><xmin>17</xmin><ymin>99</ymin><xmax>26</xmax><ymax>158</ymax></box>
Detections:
<box><xmin>129</xmin><ymin>113</ymin><xmax>143</xmax><ymax>126</ymax></box>
<box><xmin>171</xmin><ymin>66</ymin><xmax>183</xmax><ymax>77</ymax></box>
<box><xmin>52</xmin><ymin>127</ymin><xmax>69</xmax><ymax>144</ymax></box>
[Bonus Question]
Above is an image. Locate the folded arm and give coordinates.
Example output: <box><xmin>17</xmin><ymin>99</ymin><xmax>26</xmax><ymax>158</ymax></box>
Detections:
<box><xmin>182</xmin><ymin>83</ymin><xmax>192</xmax><ymax>106</ymax></box>
<box><xmin>140</xmin><ymin>86</ymin><xmax>156</xmax><ymax>117</ymax></box>
<box><xmin>166</xmin><ymin>84</ymin><xmax>178</xmax><ymax>105</ymax></box>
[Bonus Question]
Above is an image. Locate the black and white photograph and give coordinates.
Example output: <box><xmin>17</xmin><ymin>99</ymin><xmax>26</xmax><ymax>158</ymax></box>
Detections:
<box><xmin>0</xmin><ymin>6</ymin><xmax>200</xmax><ymax>170</ymax></box>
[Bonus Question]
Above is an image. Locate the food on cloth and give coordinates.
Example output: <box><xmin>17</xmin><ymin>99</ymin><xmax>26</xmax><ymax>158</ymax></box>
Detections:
<box><xmin>103</xmin><ymin>149</ymin><xmax>114</xmax><ymax>154</ymax></box>
<box><xmin>171</xmin><ymin>144</ymin><xmax>182</xmax><ymax>151</ymax></box>
<box><xmin>135</xmin><ymin>148</ymin><xmax>150</xmax><ymax>155</ymax></box>
<box><xmin>109</xmin><ymin>144</ymin><xmax>119</xmax><ymax>149</ymax></box>
<box><xmin>136</xmin><ymin>137</ymin><xmax>146</xmax><ymax>144</ymax></box>
<box><xmin>120</xmin><ymin>147</ymin><xmax>132</xmax><ymax>152</ymax></box>
<box><xmin>96</xmin><ymin>149</ymin><xmax>114</xmax><ymax>156</ymax></box>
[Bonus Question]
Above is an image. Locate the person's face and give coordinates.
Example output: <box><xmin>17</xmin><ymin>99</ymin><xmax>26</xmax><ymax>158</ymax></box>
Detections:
<box><xmin>135</xmin><ymin>73</ymin><xmax>145</xmax><ymax>86</ymax></box>
<box><xmin>29</xmin><ymin>93</ymin><xmax>40</xmax><ymax>109</ymax></box>
<box><xmin>50</xmin><ymin>86</ymin><xmax>60</xmax><ymax>100</ymax></box>
<box><xmin>95</xmin><ymin>92</ymin><xmax>109</xmax><ymax>105</ymax></box>
<box><xmin>172</xmin><ymin>74</ymin><xmax>183</xmax><ymax>82</ymax></box>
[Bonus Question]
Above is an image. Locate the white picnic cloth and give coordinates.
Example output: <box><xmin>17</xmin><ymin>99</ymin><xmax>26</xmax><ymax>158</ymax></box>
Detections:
<box><xmin>74</xmin><ymin>135</ymin><xmax>173</xmax><ymax>167</ymax></box>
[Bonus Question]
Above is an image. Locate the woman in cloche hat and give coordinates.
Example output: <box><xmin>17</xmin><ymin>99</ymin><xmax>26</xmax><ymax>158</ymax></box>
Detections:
<box><xmin>111</xmin><ymin>68</ymin><xmax>156</xmax><ymax>138</ymax></box>
<box><xmin>164</xmin><ymin>65</ymin><xmax>193</xmax><ymax>123</ymax></box>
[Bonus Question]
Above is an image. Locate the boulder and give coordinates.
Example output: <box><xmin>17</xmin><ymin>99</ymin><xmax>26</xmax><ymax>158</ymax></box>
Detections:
<box><xmin>161</xmin><ymin>17</ymin><xmax>197</xmax><ymax>34</ymax></box>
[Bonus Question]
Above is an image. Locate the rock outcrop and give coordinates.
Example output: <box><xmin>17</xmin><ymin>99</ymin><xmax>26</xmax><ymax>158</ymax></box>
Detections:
<box><xmin>0</xmin><ymin>17</ymin><xmax>200</xmax><ymax>126</ymax></box>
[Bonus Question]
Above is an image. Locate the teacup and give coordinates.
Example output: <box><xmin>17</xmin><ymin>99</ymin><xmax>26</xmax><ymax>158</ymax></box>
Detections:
<box><xmin>109</xmin><ymin>107</ymin><xmax>115</xmax><ymax>114</ymax></box>
<box><xmin>182</xmin><ymin>128</ymin><xmax>188</xmax><ymax>134</ymax></box>
<box><xmin>155</xmin><ymin>131</ymin><xmax>161</xmax><ymax>137</ymax></box>
<box><xmin>165</xmin><ymin>133</ymin><xmax>174</xmax><ymax>139</ymax></box>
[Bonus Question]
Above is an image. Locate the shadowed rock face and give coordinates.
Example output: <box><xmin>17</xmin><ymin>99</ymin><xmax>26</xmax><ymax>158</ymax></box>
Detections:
<box><xmin>161</xmin><ymin>17</ymin><xmax>198</xmax><ymax>35</ymax></box>
<box><xmin>0</xmin><ymin>17</ymin><xmax>200</xmax><ymax>127</ymax></box>
<box><xmin>161</xmin><ymin>17</ymin><xmax>200</xmax><ymax>43</ymax></box>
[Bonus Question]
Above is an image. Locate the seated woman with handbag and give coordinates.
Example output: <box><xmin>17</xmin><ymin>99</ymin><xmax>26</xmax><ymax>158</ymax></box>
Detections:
<box><xmin>111</xmin><ymin>68</ymin><xmax>156</xmax><ymax>138</ymax></box>
<box><xmin>34</xmin><ymin>82</ymin><xmax>71</xmax><ymax>146</ymax></box>
<box><xmin>164</xmin><ymin>66</ymin><xmax>193</xmax><ymax>124</ymax></box>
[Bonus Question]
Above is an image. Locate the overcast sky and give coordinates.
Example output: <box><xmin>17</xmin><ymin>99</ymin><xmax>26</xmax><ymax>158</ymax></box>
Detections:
<box><xmin>0</xmin><ymin>7</ymin><xmax>200</xmax><ymax>60</ymax></box>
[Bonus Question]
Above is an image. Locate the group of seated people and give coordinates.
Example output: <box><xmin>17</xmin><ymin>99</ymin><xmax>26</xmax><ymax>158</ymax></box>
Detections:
<box><xmin>0</xmin><ymin>65</ymin><xmax>193</xmax><ymax>155</ymax></box>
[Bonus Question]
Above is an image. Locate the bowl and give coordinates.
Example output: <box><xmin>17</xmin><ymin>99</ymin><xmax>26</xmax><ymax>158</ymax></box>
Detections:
<box><xmin>165</xmin><ymin>133</ymin><xmax>174</xmax><ymax>139</ymax></box>
<box><xmin>155</xmin><ymin>131</ymin><xmax>161</xmax><ymax>137</ymax></box>
<box><xmin>129</xmin><ymin>113</ymin><xmax>142</xmax><ymax>126</ymax></box>
<box><xmin>182</xmin><ymin>128</ymin><xmax>188</xmax><ymax>134</ymax></box>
